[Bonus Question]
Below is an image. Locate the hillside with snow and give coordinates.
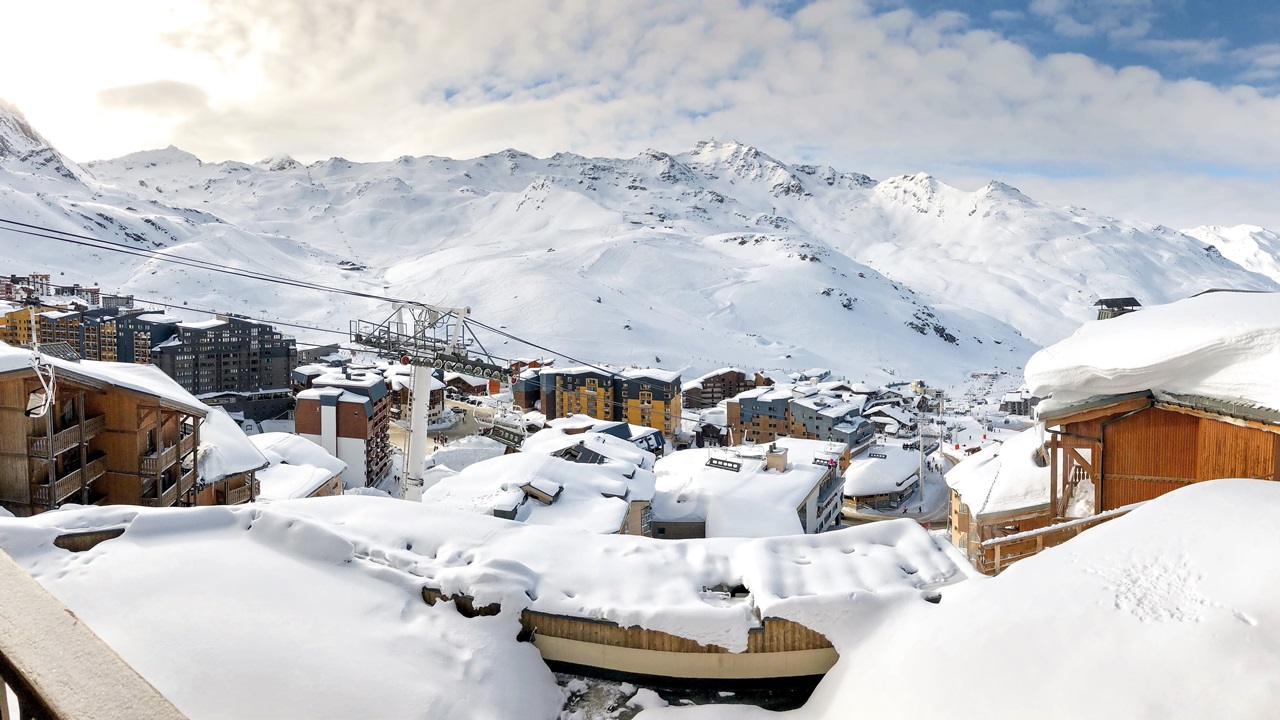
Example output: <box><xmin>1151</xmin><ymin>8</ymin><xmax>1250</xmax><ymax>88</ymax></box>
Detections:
<box><xmin>1</xmin><ymin>101</ymin><xmax>1275</xmax><ymax>384</ymax></box>
<box><xmin>1183</xmin><ymin>225</ymin><xmax>1280</xmax><ymax>284</ymax></box>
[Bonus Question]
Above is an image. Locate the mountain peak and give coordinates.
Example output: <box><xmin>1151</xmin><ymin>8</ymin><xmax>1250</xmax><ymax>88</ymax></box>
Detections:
<box><xmin>0</xmin><ymin>99</ymin><xmax>52</xmax><ymax>158</ymax></box>
<box><xmin>257</xmin><ymin>155</ymin><xmax>302</xmax><ymax>172</ymax></box>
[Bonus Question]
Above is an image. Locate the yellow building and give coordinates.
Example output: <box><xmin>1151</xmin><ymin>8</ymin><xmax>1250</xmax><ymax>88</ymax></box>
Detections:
<box><xmin>543</xmin><ymin>367</ymin><xmax>682</xmax><ymax>439</ymax></box>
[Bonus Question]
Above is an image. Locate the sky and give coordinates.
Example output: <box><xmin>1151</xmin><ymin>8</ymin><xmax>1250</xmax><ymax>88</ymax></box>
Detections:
<box><xmin>2</xmin><ymin>0</ymin><xmax>1280</xmax><ymax>229</ymax></box>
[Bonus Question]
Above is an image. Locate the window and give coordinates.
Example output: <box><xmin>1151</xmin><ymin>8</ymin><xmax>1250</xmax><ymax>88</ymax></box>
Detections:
<box><xmin>639</xmin><ymin>391</ymin><xmax>652</xmax><ymax>405</ymax></box>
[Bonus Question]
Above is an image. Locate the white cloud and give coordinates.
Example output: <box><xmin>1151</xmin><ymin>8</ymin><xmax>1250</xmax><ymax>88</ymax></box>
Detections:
<box><xmin>3</xmin><ymin>0</ymin><xmax>1280</xmax><ymax>228</ymax></box>
<box><xmin>1027</xmin><ymin>0</ymin><xmax>1161</xmax><ymax>40</ymax></box>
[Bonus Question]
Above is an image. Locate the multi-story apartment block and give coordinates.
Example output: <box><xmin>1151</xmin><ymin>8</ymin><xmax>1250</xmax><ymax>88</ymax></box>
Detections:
<box><xmin>0</xmin><ymin>344</ymin><xmax>207</xmax><ymax>517</ymax></box>
<box><xmin>295</xmin><ymin>367</ymin><xmax>392</xmax><ymax>487</ymax></box>
<box><xmin>541</xmin><ymin>366</ymin><xmax>682</xmax><ymax>439</ymax></box>
<box><xmin>726</xmin><ymin>384</ymin><xmax>878</xmax><ymax>451</ymax></box>
<box><xmin>682</xmin><ymin>368</ymin><xmax>758</xmax><ymax>409</ymax></box>
<box><xmin>151</xmin><ymin>316</ymin><xmax>296</xmax><ymax>395</ymax></box>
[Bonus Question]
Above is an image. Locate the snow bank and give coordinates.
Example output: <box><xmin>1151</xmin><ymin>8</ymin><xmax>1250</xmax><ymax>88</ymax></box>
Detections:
<box><xmin>0</xmin><ymin>504</ymin><xmax>563</xmax><ymax>719</ymax></box>
<box><xmin>647</xmin><ymin>479</ymin><xmax>1280</xmax><ymax>720</ymax></box>
<box><xmin>1025</xmin><ymin>292</ymin><xmax>1280</xmax><ymax>413</ymax></box>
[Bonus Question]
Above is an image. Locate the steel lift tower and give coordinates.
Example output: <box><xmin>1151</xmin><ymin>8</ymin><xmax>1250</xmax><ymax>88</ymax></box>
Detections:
<box><xmin>351</xmin><ymin>303</ymin><xmax>512</xmax><ymax>501</ymax></box>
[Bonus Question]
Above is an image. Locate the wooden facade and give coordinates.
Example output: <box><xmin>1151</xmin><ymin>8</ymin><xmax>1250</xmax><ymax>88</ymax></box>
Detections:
<box><xmin>1042</xmin><ymin>396</ymin><xmax>1280</xmax><ymax>516</ymax></box>
<box><xmin>422</xmin><ymin>587</ymin><xmax>836</xmax><ymax>682</ymax></box>
<box><xmin>0</xmin><ymin>364</ymin><xmax>203</xmax><ymax>517</ymax></box>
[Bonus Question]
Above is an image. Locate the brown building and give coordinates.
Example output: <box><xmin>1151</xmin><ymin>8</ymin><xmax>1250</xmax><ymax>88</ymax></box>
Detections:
<box><xmin>1040</xmin><ymin>392</ymin><xmax>1280</xmax><ymax>514</ymax></box>
<box><xmin>682</xmin><ymin>368</ymin><xmax>757</xmax><ymax>410</ymax></box>
<box><xmin>0</xmin><ymin>345</ymin><xmax>207</xmax><ymax>517</ymax></box>
<box><xmin>541</xmin><ymin>366</ymin><xmax>683</xmax><ymax>440</ymax></box>
<box><xmin>295</xmin><ymin>368</ymin><xmax>392</xmax><ymax>487</ymax></box>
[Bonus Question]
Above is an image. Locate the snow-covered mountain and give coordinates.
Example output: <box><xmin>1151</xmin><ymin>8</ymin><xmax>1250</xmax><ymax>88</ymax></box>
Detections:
<box><xmin>1183</xmin><ymin>225</ymin><xmax>1280</xmax><ymax>285</ymax></box>
<box><xmin>0</xmin><ymin>101</ymin><xmax>1274</xmax><ymax>386</ymax></box>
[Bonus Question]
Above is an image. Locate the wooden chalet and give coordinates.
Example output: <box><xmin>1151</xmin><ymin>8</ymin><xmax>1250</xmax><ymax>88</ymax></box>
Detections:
<box><xmin>0</xmin><ymin>350</ymin><xmax>206</xmax><ymax>517</ymax></box>
<box><xmin>1040</xmin><ymin>391</ymin><xmax>1280</xmax><ymax>515</ymax></box>
<box><xmin>962</xmin><ymin>390</ymin><xmax>1280</xmax><ymax>575</ymax></box>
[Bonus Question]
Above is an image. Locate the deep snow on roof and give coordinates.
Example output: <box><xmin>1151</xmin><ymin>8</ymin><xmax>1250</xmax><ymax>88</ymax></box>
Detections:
<box><xmin>653</xmin><ymin>439</ymin><xmax>843</xmax><ymax>537</ymax></box>
<box><xmin>844</xmin><ymin>444</ymin><xmax>920</xmax><ymax>497</ymax></box>
<box><xmin>250</xmin><ymin>432</ymin><xmax>347</xmax><ymax>500</ymax></box>
<box><xmin>196</xmin><ymin>407</ymin><xmax>269</xmax><ymax>484</ymax></box>
<box><xmin>670</xmin><ymin>480</ymin><xmax>1280</xmax><ymax>720</ymax></box>
<box><xmin>945</xmin><ymin>426</ymin><xmax>1049</xmax><ymax>517</ymax></box>
<box><xmin>0</xmin><ymin>342</ymin><xmax>206</xmax><ymax>415</ymax></box>
<box><xmin>1026</xmin><ymin>291</ymin><xmax>1280</xmax><ymax>415</ymax></box>
<box><xmin>0</xmin><ymin>497</ymin><xmax>962</xmax><ymax>679</ymax></box>
<box><xmin>422</xmin><ymin>450</ymin><xmax>655</xmax><ymax>533</ymax></box>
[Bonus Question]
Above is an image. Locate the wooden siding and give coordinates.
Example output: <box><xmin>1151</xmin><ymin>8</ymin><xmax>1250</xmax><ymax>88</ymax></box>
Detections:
<box><xmin>522</xmin><ymin>611</ymin><xmax>831</xmax><ymax>654</ymax></box>
<box><xmin>423</xmin><ymin>588</ymin><xmax>833</xmax><ymax>655</ymax></box>
<box><xmin>1059</xmin><ymin>403</ymin><xmax>1280</xmax><ymax>512</ymax></box>
<box><xmin>1196</xmin><ymin>418</ymin><xmax>1275</xmax><ymax>481</ymax></box>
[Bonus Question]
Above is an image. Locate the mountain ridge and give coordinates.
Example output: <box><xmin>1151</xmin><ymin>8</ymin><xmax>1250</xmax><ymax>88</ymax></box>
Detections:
<box><xmin>0</xmin><ymin>101</ymin><xmax>1275</xmax><ymax>386</ymax></box>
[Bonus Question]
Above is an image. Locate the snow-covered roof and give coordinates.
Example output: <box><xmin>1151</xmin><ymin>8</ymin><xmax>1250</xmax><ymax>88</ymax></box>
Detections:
<box><xmin>443</xmin><ymin>370</ymin><xmax>488</xmax><ymax>386</ymax></box>
<box><xmin>296</xmin><ymin>386</ymin><xmax>372</xmax><ymax>410</ymax></box>
<box><xmin>250</xmin><ymin>433</ymin><xmax>347</xmax><ymax>499</ymax></box>
<box><xmin>522</xmin><ymin>427</ymin><xmax>657</xmax><ymax>470</ymax></box>
<box><xmin>313</xmin><ymin>369</ymin><xmax>386</xmax><ymax>391</ymax></box>
<box><xmin>652</xmin><ymin>438</ymin><xmax>843</xmax><ymax>537</ymax></box>
<box><xmin>425</xmin><ymin>435</ymin><xmax>508</xmax><ymax>474</ymax></box>
<box><xmin>946</xmin><ymin>425</ymin><xmax>1050</xmax><ymax>517</ymax></box>
<box><xmin>0</xmin><ymin>495</ymin><xmax>965</xmax><ymax>718</ymax></box>
<box><xmin>196</xmin><ymin>407</ymin><xmax>269</xmax><ymax>484</ymax></box>
<box><xmin>134</xmin><ymin>312</ymin><xmax>182</xmax><ymax>324</ymax></box>
<box><xmin>0</xmin><ymin>342</ymin><xmax>207</xmax><ymax>415</ymax></box>
<box><xmin>620</xmin><ymin>367</ymin><xmax>681</xmax><ymax>384</ymax></box>
<box><xmin>421</xmin><ymin>451</ymin><xmax>656</xmax><ymax>534</ymax></box>
<box><xmin>1026</xmin><ymin>291</ymin><xmax>1280</xmax><ymax>416</ymax></box>
<box><xmin>843</xmin><ymin>445</ymin><xmax>920</xmax><ymax>497</ymax></box>
<box><xmin>177</xmin><ymin>317</ymin><xmax>227</xmax><ymax>330</ymax></box>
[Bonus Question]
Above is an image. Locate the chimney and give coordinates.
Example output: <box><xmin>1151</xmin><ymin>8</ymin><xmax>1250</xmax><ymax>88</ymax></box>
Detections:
<box><xmin>765</xmin><ymin>444</ymin><xmax>788</xmax><ymax>472</ymax></box>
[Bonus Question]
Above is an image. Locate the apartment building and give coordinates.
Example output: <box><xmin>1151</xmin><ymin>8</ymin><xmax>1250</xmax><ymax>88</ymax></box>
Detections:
<box><xmin>295</xmin><ymin>367</ymin><xmax>392</xmax><ymax>487</ymax></box>
<box><xmin>541</xmin><ymin>366</ymin><xmax>683</xmax><ymax>440</ymax></box>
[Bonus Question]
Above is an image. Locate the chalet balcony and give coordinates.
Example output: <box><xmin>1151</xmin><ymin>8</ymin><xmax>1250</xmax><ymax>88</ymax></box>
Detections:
<box><xmin>220</xmin><ymin>480</ymin><xmax>259</xmax><ymax>505</ymax></box>
<box><xmin>179</xmin><ymin>433</ymin><xmax>196</xmax><ymax>456</ymax></box>
<box><xmin>140</xmin><ymin>445</ymin><xmax>179</xmax><ymax>475</ymax></box>
<box><xmin>178</xmin><ymin>469</ymin><xmax>196</xmax><ymax>497</ymax></box>
<box><xmin>27</xmin><ymin>415</ymin><xmax>106</xmax><ymax>458</ymax></box>
<box><xmin>30</xmin><ymin>455</ymin><xmax>107</xmax><ymax>507</ymax></box>
<box><xmin>141</xmin><ymin>481</ymin><xmax>180</xmax><ymax>508</ymax></box>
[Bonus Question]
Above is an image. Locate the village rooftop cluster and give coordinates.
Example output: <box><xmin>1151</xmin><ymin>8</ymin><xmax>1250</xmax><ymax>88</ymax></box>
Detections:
<box><xmin>2</xmin><ymin>275</ymin><xmax>1280</xmax><ymax>718</ymax></box>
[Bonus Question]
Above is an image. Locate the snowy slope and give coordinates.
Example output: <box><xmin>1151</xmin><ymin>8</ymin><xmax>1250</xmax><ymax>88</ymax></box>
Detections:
<box><xmin>1184</xmin><ymin>224</ymin><xmax>1280</xmax><ymax>284</ymax></box>
<box><xmin>0</xmin><ymin>101</ymin><xmax>1274</xmax><ymax>385</ymax></box>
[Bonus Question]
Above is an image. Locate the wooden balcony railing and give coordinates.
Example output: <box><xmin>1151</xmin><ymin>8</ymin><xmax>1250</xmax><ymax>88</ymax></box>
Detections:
<box><xmin>178</xmin><ymin>470</ymin><xmax>196</xmax><ymax>497</ymax></box>
<box><xmin>27</xmin><ymin>416</ymin><xmax>106</xmax><ymax>458</ymax></box>
<box><xmin>139</xmin><ymin>445</ymin><xmax>179</xmax><ymax>476</ymax></box>
<box><xmin>29</xmin><ymin>457</ymin><xmax>106</xmax><ymax>507</ymax></box>
<box><xmin>222</xmin><ymin>481</ymin><xmax>257</xmax><ymax>505</ymax></box>
<box><xmin>0</xmin><ymin>550</ymin><xmax>186</xmax><ymax>719</ymax></box>
<box><xmin>141</xmin><ymin>482</ymin><xmax>179</xmax><ymax>509</ymax></box>
<box><xmin>977</xmin><ymin>502</ymin><xmax>1144</xmax><ymax>575</ymax></box>
<box><xmin>179</xmin><ymin>434</ymin><xmax>196</xmax><ymax>456</ymax></box>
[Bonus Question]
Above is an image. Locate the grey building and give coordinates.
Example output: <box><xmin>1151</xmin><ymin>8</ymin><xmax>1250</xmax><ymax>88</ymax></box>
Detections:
<box><xmin>151</xmin><ymin>315</ymin><xmax>298</xmax><ymax>419</ymax></box>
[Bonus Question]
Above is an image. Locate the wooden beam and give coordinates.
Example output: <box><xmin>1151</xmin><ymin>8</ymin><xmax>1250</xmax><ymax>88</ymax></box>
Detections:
<box><xmin>1155</xmin><ymin>402</ymin><xmax>1280</xmax><ymax>436</ymax></box>
<box><xmin>1049</xmin><ymin>436</ymin><xmax>1059</xmax><ymax>519</ymax></box>
<box><xmin>1041</xmin><ymin>397</ymin><xmax>1152</xmax><ymax>427</ymax></box>
<box><xmin>1063</xmin><ymin>445</ymin><xmax>1095</xmax><ymax>477</ymax></box>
